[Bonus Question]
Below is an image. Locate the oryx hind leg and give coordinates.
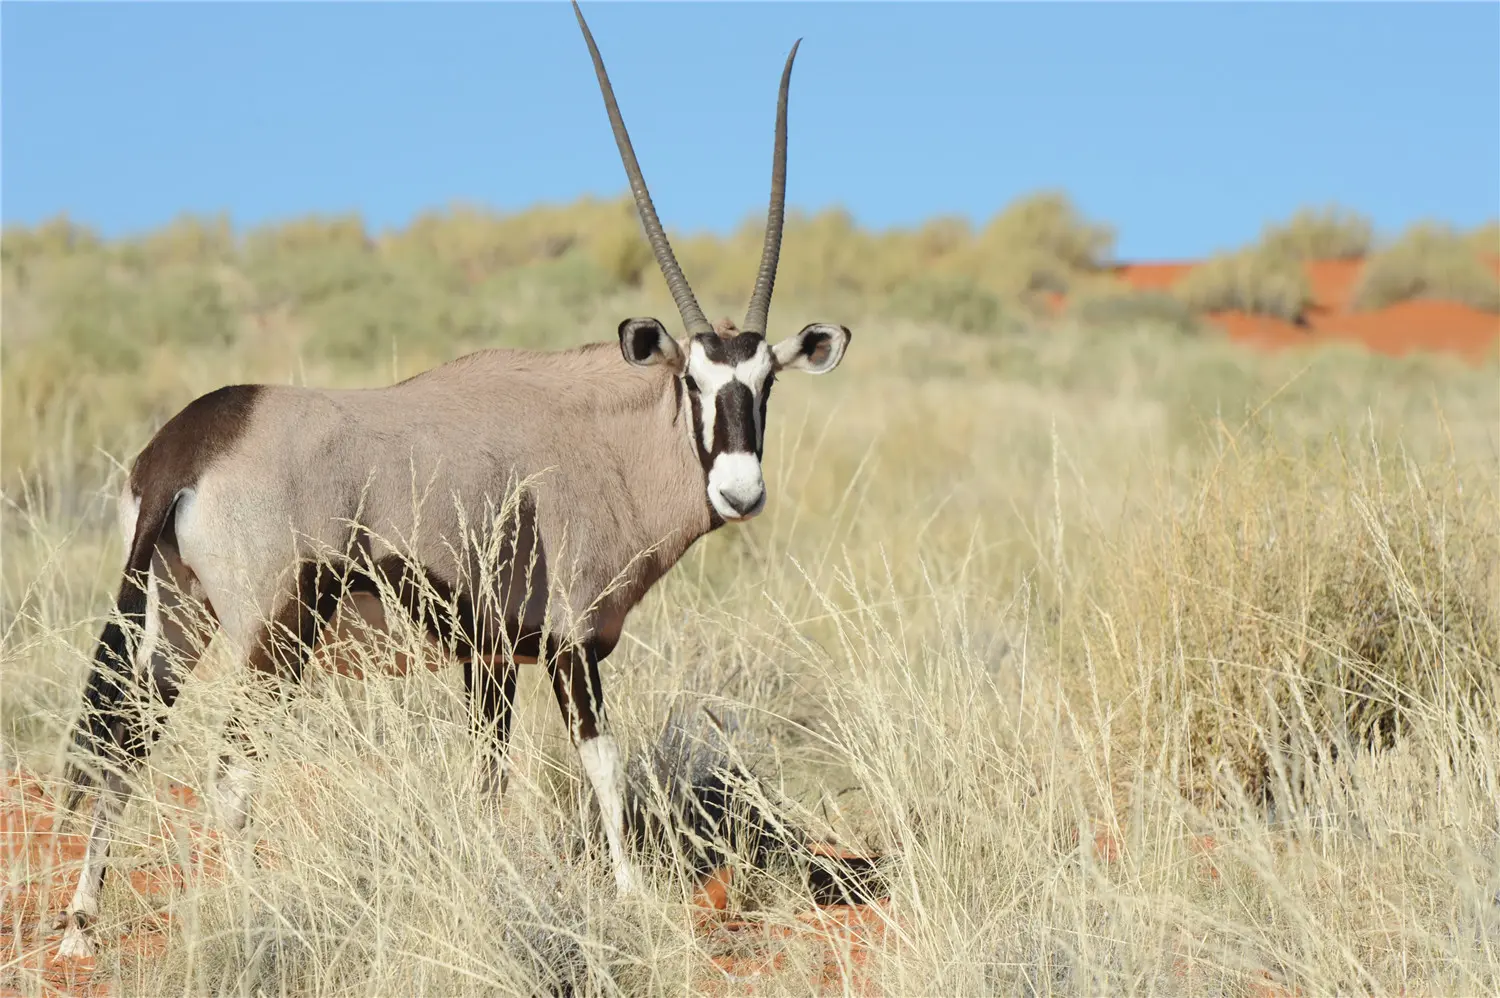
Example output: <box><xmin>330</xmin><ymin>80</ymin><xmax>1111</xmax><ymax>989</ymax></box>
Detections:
<box><xmin>210</xmin><ymin>559</ymin><xmax>345</xmax><ymax>834</ymax></box>
<box><xmin>57</xmin><ymin>535</ymin><xmax>217</xmax><ymax>959</ymax></box>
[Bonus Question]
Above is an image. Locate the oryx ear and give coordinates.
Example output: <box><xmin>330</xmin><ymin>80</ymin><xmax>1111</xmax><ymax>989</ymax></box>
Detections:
<box><xmin>618</xmin><ymin>317</ymin><xmax>684</xmax><ymax>369</ymax></box>
<box><xmin>771</xmin><ymin>323</ymin><xmax>851</xmax><ymax>374</ymax></box>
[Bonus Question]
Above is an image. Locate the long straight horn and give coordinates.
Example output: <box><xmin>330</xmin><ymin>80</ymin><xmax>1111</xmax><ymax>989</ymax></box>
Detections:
<box><xmin>572</xmin><ymin>1</ymin><xmax>711</xmax><ymax>336</ymax></box>
<box><xmin>743</xmin><ymin>39</ymin><xmax>801</xmax><ymax>336</ymax></box>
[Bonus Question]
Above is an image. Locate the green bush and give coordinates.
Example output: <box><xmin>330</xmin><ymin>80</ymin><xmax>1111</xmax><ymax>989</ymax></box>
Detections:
<box><xmin>1463</xmin><ymin>220</ymin><xmax>1499</xmax><ymax>259</ymax></box>
<box><xmin>490</xmin><ymin>251</ymin><xmax>615</xmax><ymax>312</ymax></box>
<box><xmin>977</xmin><ymin>191</ymin><xmax>1115</xmax><ymax>273</ymax></box>
<box><xmin>305</xmin><ymin>279</ymin><xmax>491</xmax><ymax>362</ymax></box>
<box><xmin>886</xmin><ymin>276</ymin><xmax>1015</xmax><ymax>335</ymax></box>
<box><xmin>120</xmin><ymin>213</ymin><xmax>237</xmax><ymax>269</ymax></box>
<box><xmin>1352</xmin><ymin>222</ymin><xmax>1500</xmax><ymax>313</ymax></box>
<box><xmin>30</xmin><ymin>257</ymin><xmax>237</xmax><ymax>370</ymax></box>
<box><xmin>1257</xmin><ymin>205</ymin><xmax>1373</xmax><ymax>261</ymax></box>
<box><xmin>385</xmin><ymin>197</ymin><xmax>653</xmax><ymax>291</ymax></box>
<box><xmin>133</xmin><ymin>265</ymin><xmax>239</xmax><ymax>349</ymax></box>
<box><xmin>958</xmin><ymin>192</ymin><xmax>1116</xmax><ymax>299</ymax></box>
<box><xmin>1177</xmin><ymin>248</ymin><xmax>1312</xmax><ymax>322</ymax></box>
<box><xmin>1</xmin><ymin>214</ymin><xmax>103</xmax><ymax>267</ymax></box>
<box><xmin>36</xmin><ymin>256</ymin><xmax>142</xmax><ymax>369</ymax></box>
<box><xmin>243</xmin><ymin>215</ymin><xmax>378</xmax><ymax>309</ymax></box>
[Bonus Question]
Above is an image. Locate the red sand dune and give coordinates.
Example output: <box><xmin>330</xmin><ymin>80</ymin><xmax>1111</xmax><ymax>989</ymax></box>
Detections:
<box><xmin>1108</xmin><ymin>257</ymin><xmax>1500</xmax><ymax>364</ymax></box>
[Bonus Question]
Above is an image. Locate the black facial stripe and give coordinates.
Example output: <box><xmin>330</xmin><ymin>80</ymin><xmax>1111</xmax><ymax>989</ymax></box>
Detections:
<box><xmin>756</xmin><ymin>375</ymin><xmax>774</xmax><ymax>458</ymax></box>
<box><xmin>713</xmin><ymin>382</ymin><xmax>758</xmax><ymax>456</ymax></box>
<box><xmin>686</xmin><ymin>385</ymin><xmax>712</xmax><ymax>466</ymax></box>
<box><xmin>694</xmin><ymin>332</ymin><xmax>765</xmax><ymax>365</ymax></box>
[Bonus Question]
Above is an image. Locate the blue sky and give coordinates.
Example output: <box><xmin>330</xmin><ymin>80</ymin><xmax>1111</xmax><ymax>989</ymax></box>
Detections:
<box><xmin>3</xmin><ymin>1</ymin><xmax>1497</xmax><ymax>261</ymax></box>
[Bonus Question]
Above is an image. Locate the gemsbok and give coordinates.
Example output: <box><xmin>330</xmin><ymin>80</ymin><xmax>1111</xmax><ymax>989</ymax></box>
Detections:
<box><xmin>53</xmin><ymin>0</ymin><xmax>850</xmax><ymax>958</ymax></box>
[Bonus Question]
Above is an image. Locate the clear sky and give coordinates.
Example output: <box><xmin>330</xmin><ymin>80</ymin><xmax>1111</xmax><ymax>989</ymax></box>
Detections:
<box><xmin>3</xmin><ymin>1</ymin><xmax>1497</xmax><ymax>261</ymax></box>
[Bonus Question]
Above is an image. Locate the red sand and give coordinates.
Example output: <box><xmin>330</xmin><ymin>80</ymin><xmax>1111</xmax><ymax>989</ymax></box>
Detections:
<box><xmin>1109</xmin><ymin>257</ymin><xmax>1500</xmax><ymax>363</ymax></box>
<box><xmin>1</xmin><ymin>772</ymin><xmax>173</xmax><ymax>998</ymax></box>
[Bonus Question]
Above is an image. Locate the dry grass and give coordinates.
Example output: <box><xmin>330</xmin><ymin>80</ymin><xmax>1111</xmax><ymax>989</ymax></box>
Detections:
<box><xmin>1067</xmin><ymin>287</ymin><xmax>1202</xmax><ymax>335</ymax></box>
<box><xmin>2</xmin><ymin>262</ymin><xmax>1499</xmax><ymax>996</ymax></box>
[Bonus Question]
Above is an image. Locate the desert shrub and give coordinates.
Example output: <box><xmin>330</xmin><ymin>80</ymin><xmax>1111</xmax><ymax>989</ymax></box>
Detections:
<box><xmin>0</xmin><ymin>214</ymin><xmax>103</xmax><ymax>269</ymax></box>
<box><xmin>248</xmin><ymin>214</ymin><xmax>370</xmax><ymax>255</ymax></box>
<box><xmin>770</xmin><ymin>207</ymin><xmax>870</xmax><ymax>298</ymax></box>
<box><xmin>977</xmin><ymin>191</ymin><xmax>1115</xmax><ymax>273</ymax></box>
<box><xmin>243</xmin><ymin>215</ymin><xmax>380</xmax><ymax>310</ymax></box>
<box><xmin>25</xmin><ymin>256</ymin><xmax>233</xmax><ymax>367</ymax></box>
<box><xmin>1351</xmin><ymin>222</ymin><xmax>1500</xmax><ymax>312</ymax></box>
<box><xmin>585</xmin><ymin>199</ymin><xmax>657</xmax><ymax>288</ymax></box>
<box><xmin>490</xmin><ymin>251</ymin><xmax>615</xmax><ymax>313</ymax></box>
<box><xmin>385</xmin><ymin>204</ymin><xmax>561</xmax><ymax>281</ymax></box>
<box><xmin>1069</xmin><ymin>288</ymin><xmax>1202</xmax><ymax>334</ymax></box>
<box><xmin>886</xmin><ymin>276</ymin><xmax>1015</xmax><ymax>334</ymax></box>
<box><xmin>950</xmin><ymin>192</ymin><xmax>1116</xmax><ymax>300</ymax></box>
<box><xmin>349</xmin><ymin>190</ymin><xmax>1112</xmax><ymax>311</ymax></box>
<box><xmin>303</xmin><ymin>264</ymin><xmax>494</xmax><ymax>361</ymax></box>
<box><xmin>119</xmin><ymin>213</ymin><xmax>237</xmax><ymax>269</ymax></box>
<box><xmin>130</xmin><ymin>265</ymin><xmax>239</xmax><ymax>349</ymax></box>
<box><xmin>385</xmin><ymin>197</ymin><xmax>658</xmax><ymax>293</ymax></box>
<box><xmin>1258</xmin><ymin>205</ymin><xmax>1373</xmax><ymax>261</ymax></box>
<box><xmin>1177</xmin><ymin>247</ymin><xmax>1312</xmax><ymax>322</ymax></box>
<box><xmin>679</xmin><ymin>194</ymin><xmax>1115</xmax><ymax>307</ymax></box>
<box><xmin>912</xmin><ymin>214</ymin><xmax>972</xmax><ymax>263</ymax></box>
<box><xmin>28</xmin><ymin>255</ymin><xmax>140</xmax><ymax>368</ymax></box>
<box><xmin>1466</xmin><ymin>220</ymin><xmax>1499</xmax><ymax>258</ymax></box>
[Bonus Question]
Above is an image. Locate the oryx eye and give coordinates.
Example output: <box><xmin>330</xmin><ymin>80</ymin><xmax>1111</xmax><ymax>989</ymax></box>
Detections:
<box><xmin>683</xmin><ymin>375</ymin><xmax>700</xmax><ymax>394</ymax></box>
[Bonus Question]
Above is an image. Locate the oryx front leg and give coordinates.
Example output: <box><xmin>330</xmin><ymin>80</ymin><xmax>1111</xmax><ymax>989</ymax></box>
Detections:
<box><xmin>549</xmin><ymin>642</ymin><xmax>636</xmax><ymax>895</ymax></box>
<box><xmin>212</xmin><ymin>714</ymin><xmax>258</xmax><ymax>833</ymax></box>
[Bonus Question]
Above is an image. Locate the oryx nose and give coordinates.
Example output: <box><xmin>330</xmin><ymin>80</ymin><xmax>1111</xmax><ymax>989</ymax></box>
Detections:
<box><xmin>720</xmin><ymin>485</ymin><xmax>765</xmax><ymax>517</ymax></box>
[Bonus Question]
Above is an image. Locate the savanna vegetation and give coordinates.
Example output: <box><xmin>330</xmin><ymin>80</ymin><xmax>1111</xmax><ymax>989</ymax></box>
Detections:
<box><xmin>1</xmin><ymin>193</ymin><xmax>1498</xmax><ymax>996</ymax></box>
<box><xmin>1353</xmin><ymin>221</ymin><xmax>1500</xmax><ymax>313</ymax></box>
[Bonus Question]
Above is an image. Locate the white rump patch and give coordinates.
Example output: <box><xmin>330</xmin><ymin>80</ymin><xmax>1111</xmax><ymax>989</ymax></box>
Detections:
<box><xmin>117</xmin><ymin>491</ymin><xmax>141</xmax><ymax>548</ymax></box>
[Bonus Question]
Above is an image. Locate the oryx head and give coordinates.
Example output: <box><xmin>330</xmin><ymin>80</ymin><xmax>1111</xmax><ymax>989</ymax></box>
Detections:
<box><xmin>573</xmin><ymin>1</ymin><xmax>852</xmax><ymax>523</ymax></box>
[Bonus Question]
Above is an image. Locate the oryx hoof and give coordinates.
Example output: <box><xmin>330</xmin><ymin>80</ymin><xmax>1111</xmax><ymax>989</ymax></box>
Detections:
<box><xmin>54</xmin><ymin>912</ymin><xmax>97</xmax><ymax>960</ymax></box>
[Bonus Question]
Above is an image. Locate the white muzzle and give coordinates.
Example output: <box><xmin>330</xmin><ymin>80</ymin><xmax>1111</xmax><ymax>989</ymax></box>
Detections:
<box><xmin>707</xmin><ymin>452</ymin><xmax>766</xmax><ymax>521</ymax></box>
